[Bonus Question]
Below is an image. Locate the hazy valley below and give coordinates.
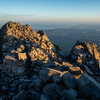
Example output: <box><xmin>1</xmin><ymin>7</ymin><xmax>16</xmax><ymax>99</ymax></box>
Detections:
<box><xmin>43</xmin><ymin>24</ymin><xmax>100</xmax><ymax>55</ymax></box>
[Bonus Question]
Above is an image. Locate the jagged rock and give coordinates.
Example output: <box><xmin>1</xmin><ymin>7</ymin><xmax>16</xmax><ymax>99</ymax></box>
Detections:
<box><xmin>62</xmin><ymin>62</ymin><xmax>83</xmax><ymax>76</ymax></box>
<box><xmin>78</xmin><ymin>73</ymin><xmax>100</xmax><ymax>100</ymax></box>
<box><xmin>62</xmin><ymin>72</ymin><xmax>77</xmax><ymax>89</ymax></box>
<box><xmin>63</xmin><ymin>89</ymin><xmax>77</xmax><ymax>100</ymax></box>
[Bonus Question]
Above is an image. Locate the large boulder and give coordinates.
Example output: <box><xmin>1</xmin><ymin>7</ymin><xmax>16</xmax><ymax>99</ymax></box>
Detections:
<box><xmin>62</xmin><ymin>72</ymin><xmax>77</xmax><ymax>89</ymax></box>
<box><xmin>39</xmin><ymin>67</ymin><xmax>52</xmax><ymax>83</ymax></box>
<box><xmin>78</xmin><ymin>73</ymin><xmax>100</xmax><ymax>100</ymax></box>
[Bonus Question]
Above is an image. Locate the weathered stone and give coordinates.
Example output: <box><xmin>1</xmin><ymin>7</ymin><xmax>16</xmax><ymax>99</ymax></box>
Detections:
<box><xmin>2</xmin><ymin>55</ymin><xmax>25</xmax><ymax>75</ymax></box>
<box><xmin>42</xmin><ymin>83</ymin><xmax>61</xmax><ymax>100</ymax></box>
<box><xmin>30</xmin><ymin>77</ymin><xmax>43</xmax><ymax>91</ymax></box>
<box><xmin>52</xmin><ymin>74</ymin><xmax>62</xmax><ymax>84</ymax></box>
<box><xmin>78</xmin><ymin>73</ymin><xmax>100</xmax><ymax>100</ymax></box>
<box><xmin>39</xmin><ymin>67</ymin><xmax>52</xmax><ymax>83</ymax></box>
<box><xmin>62</xmin><ymin>72</ymin><xmax>77</xmax><ymax>89</ymax></box>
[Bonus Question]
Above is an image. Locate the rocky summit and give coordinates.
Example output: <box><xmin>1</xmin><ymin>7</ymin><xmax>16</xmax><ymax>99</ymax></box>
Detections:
<box><xmin>0</xmin><ymin>21</ymin><xmax>100</xmax><ymax>100</ymax></box>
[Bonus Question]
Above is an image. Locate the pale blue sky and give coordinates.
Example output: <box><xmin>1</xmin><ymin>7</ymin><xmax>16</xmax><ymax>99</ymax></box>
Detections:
<box><xmin>0</xmin><ymin>0</ymin><xmax>100</xmax><ymax>29</ymax></box>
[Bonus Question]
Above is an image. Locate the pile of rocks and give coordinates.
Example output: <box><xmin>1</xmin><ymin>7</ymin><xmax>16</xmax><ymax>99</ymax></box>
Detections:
<box><xmin>0</xmin><ymin>22</ymin><xmax>100</xmax><ymax>100</ymax></box>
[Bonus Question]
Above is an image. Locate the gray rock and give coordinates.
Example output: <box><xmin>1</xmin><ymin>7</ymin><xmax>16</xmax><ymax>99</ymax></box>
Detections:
<box><xmin>31</xmin><ymin>74</ymin><xmax>39</xmax><ymax>80</ymax></box>
<box><xmin>52</xmin><ymin>74</ymin><xmax>62</xmax><ymax>84</ymax></box>
<box><xmin>78</xmin><ymin>73</ymin><xmax>100</xmax><ymax>100</ymax></box>
<box><xmin>42</xmin><ymin>83</ymin><xmax>61</xmax><ymax>100</ymax></box>
<box><xmin>30</xmin><ymin>78</ymin><xmax>43</xmax><ymax>92</ymax></box>
<box><xmin>63</xmin><ymin>89</ymin><xmax>77</xmax><ymax>100</ymax></box>
<box><xmin>39</xmin><ymin>67</ymin><xmax>52</xmax><ymax>83</ymax></box>
<box><xmin>62</xmin><ymin>72</ymin><xmax>77</xmax><ymax>89</ymax></box>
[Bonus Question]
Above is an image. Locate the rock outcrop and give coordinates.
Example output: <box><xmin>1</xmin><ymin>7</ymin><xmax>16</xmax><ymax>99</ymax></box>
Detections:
<box><xmin>0</xmin><ymin>21</ymin><xmax>100</xmax><ymax>100</ymax></box>
<box><xmin>68</xmin><ymin>41</ymin><xmax>100</xmax><ymax>82</ymax></box>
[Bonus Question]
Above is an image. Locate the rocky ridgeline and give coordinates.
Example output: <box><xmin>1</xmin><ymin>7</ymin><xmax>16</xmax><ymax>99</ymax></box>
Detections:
<box><xmin>0</xmin><ymin>21</ymin><xmax>100</xmax><ymax>100</ymax></box>
<box><xmin>0</xmin><ymin>21</ymin><xmax>66</xmax><ymax>75</ymax></box>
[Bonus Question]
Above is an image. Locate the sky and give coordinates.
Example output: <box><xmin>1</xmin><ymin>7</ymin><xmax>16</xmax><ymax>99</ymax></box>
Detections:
<box><xmin>0</xmin><ymin>0</ymin><xmax>100</xmax><ymax>29</ymax></box>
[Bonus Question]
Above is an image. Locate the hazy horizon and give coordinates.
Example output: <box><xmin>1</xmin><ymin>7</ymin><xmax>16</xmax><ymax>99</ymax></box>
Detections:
<box><xmin>0</xmin><ymin>21</ymin><xmax>100</xmax><ymax>30</ymax></box>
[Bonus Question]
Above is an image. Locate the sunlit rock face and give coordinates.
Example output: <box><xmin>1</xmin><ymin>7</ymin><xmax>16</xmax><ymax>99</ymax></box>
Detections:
<box><xmin>68</xmin><ymin>41</ymin><xmax>100</xmax><ymax>80</ymax></box>
<box><xmin>0</xmin><ymin>21</ymin><xmax>65</xmax><ymax>75</ymax></box>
